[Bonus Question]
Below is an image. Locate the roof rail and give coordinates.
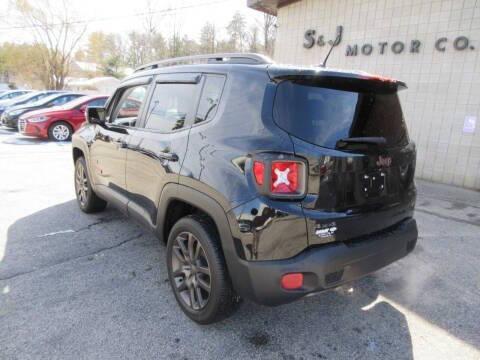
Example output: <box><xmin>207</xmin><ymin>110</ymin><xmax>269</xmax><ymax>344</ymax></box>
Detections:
<box><xmin>134</xmin><ymin>53</ymin><xmax>273</xmax><ymax>72</ymax></box>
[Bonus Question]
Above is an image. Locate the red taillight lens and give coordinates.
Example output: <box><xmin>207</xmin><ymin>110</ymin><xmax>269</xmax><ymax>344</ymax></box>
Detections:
<box><xmin>251</xmin><ymin>157</ymin><xmax>305</xmax><ymax>198</ymax></box>
<box><xmin>281</xmin><ymin>273</ymin><xmax>303</xmax><ymax>290</ymax></box>
<box><xmin>253</xmin><ymin>161</ymin><xmax>265</xmax><ymax>185</ymax></box>
<box><xmin>271</xmin><ymin>161</ymin><xmax>298</xmax><ymax>193</ymax></box>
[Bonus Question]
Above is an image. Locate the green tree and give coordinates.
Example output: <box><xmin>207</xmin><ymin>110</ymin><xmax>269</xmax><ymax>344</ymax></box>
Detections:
<box><xmin>0</xmin><ymin>42</ymin><xmax>48</xmax><ymax>88</ymax></box>
<box><xmin>100</xmin><ymin>55</ymin><xmax>124</xmax><ymax>78</ymax></box>
<box><xmin>86</xmin><ymin>33</ymin><xmax>122</xmax><ymax>62</ymax></box>
<box><xmin>82</xmin><ymin>31</ymin><xmax>125</xmax><ymax>75</ymax></box>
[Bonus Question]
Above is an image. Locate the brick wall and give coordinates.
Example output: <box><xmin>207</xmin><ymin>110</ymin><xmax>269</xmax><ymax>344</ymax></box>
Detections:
<box><xmin>274</xmin><ymin>0</ymin><xmax>480</xmax><ymax>189</ymax></box>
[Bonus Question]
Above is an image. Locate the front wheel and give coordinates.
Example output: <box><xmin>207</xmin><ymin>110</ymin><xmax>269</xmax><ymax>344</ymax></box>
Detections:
<box><xmin>74</xmin><ymin>157</ymin><xmax>107</xmax><ymax>213</ymax></box>
<box><xmin>167</xmin><ymin>215</ymin><xmax>240</xmax><ymax>324</ymax></box>
<box><xmin>49</xmin><ymin>121</ymin><xmax>72</xmax><ymax>141</ymax></box>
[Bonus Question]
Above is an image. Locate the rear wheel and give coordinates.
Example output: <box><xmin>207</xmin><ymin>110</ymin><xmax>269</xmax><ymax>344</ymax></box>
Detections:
<box><xmin>74</xmin><ymin>157</ymin><xmax>107</xmax><ymax>213</ymax></box>
<box><xmin>49</xmin><ymin>121</ymin><xmax>72</xmax><ymax>141</ymax></box>
<box><xmin>167</xmin><ymin>215</ymin><xmax>240</xmax><ymax>324</ymax></box>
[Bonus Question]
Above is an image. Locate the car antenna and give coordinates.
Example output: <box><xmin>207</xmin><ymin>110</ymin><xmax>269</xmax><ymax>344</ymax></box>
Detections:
<box><xmin>320</xmin><ymin>33</ymin><xmax>341</xmax><ymax>68</ymax></box>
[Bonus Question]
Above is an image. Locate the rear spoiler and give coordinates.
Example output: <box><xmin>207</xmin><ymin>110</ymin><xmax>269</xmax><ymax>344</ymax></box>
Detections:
<box><xmin>267</xmin><ymin>65</ymin><xmax>407</xmax><ymax>91</ymax></box>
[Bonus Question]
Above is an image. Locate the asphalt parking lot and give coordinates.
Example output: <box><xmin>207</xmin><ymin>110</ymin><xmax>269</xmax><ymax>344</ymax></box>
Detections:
<box><xmin>0</xmin><ymin>128</ymin><xmax>479</xmax><ymax>360</ymax></box>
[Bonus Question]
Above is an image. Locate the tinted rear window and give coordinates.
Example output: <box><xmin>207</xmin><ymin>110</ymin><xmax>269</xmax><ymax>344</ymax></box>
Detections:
<box><xmin>273</xmin><ymin>81</ymin><xmax>408</xmax><ymax>149</ymax></box>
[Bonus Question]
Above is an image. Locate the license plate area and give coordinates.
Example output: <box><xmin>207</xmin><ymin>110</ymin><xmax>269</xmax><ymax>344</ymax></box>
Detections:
<box><xmin>362</xmin><ymin>171</ymin><xmax>386</xmax><ymax>198</ymax></box>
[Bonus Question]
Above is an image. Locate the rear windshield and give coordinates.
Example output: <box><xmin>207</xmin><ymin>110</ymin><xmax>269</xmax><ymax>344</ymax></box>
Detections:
<box><xmin>273</xmin><ymin>81</ymin><xmax>409</xmax><ymax>149</ymax></box>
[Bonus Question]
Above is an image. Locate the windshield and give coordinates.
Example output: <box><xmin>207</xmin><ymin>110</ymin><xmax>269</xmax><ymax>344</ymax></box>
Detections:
<box><xmin>273</xmin><ymin>81</ymin><xmax>409</xmax><ymax>149</ymax></box>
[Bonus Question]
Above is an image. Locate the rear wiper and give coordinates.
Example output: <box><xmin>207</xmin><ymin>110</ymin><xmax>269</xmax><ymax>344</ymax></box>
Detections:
<box><xmin>336</xmin><ymin>137</ymin><xmax>386</xmax><ymax>149</ymax></box>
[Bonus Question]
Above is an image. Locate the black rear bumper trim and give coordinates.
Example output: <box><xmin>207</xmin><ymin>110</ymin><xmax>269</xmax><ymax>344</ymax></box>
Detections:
<box><xmin>232</xmin><ymin>218</ymin><xmax>418</xmax><ymax>306</ymax></box>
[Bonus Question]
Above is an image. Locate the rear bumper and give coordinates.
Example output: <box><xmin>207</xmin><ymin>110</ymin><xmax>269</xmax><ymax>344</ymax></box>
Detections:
<box><xmin>231</xmin><ymin>218</ymin><xmax>417</xmax><ymax>306</ymax></box>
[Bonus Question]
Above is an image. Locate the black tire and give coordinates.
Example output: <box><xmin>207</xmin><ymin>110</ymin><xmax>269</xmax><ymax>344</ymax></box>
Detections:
<box><xmin>74</xmin><ymin>157</ymin><xmax>107</xmax><ymax>213</ymax></box>
<box><xmin>48</xmin><ymin>121</ymin><xmax>73</xmax><ymax>141</ymax></box>
<box><xmin>166</xmin><ymin>215</ymin><xmax>240</xmax><ymax>324</ymax></box>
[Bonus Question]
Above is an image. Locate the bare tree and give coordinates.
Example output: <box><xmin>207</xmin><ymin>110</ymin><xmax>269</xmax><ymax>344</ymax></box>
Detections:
<box><xmin>199</xmin><ymin>22</ymin><xmax>216</xmax><ymax>54</ymax></box>
<box><xmin>143</xmin><ymin>0</ymin><xmax>157</xmax><ymax>37</ymax></box>
<box><xmin>248</xmin><ymin>24</ymin><xmax>260</xmax><ymax>53</ymax></box>
<box><xmin>226</xmin><ymin>12</ymin><xmax>247</xmax><ymax>52</ymax></box>
<box><xmin>141</xmin><ymin>0</ymin><xmax>168</xmax><ymax>61</ymax></box>
<box><xmin>169</xmin><ymin>30</ymin><xmax>182</xmax><ymax>58</ymax></box>
<box><xmin>12</xmin><ymin>0</ymin><xmax>87</xmax><ymax>89</ymax></box>
<box><xmin>127</xmin><ymin>31</ymin><xmax>149</xmax><ymax>68</ymax></box>
<box><xmin>150</xmin><ymin>33</ymin><xmax>167</xmax><ymax>61</ymax></box>
<box><xmin>262</xmin><ymin>13</ymin><xmax>276</xmax><ymax>56</ymax></box>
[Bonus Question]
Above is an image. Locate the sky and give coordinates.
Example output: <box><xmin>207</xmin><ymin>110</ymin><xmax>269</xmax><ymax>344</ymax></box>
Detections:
<box><xmin>0</xmin><ymin>0</ymin><xmax>264</xmax><ymax>45</ymax></box>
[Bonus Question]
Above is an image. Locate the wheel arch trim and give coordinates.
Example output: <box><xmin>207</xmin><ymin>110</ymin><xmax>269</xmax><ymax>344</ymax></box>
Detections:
<box><xmin>72</xmin><ymin>138</ymin><xmax>93</xmax><ymax>185</ymax></box>
<box><xmin>156</xmin><ymin>183</ymin><xmax>255</xmax><ymax>299</ymax></box>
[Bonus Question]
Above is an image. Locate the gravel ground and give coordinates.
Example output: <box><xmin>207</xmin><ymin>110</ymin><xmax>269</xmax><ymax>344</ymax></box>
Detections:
<box><xmin>0</xmin><ymin>128</ymin><xmax>479</xmax><ymax>360</ymax></box>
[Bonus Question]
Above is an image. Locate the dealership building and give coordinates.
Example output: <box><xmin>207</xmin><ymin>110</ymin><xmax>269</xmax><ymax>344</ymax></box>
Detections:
<box><xmin>248</xmin><ymin>0</ymin><xmax>480</xmax><ymax>189</ymax></box>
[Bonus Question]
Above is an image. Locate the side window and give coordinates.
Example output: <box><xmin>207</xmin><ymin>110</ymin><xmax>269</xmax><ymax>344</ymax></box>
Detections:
<box><xmin>195</xmin><ymin>75</ymin><xmax>225</xmax><ymax>124</ymax></box>
<box><xmin>50</xmin><ymin>95</ymin><xmax>76</xmax><ymax>106</ymax></box>
<box><xmin>26</xmin><ymin>95</ymin><xmax>42</xmax><ymax>104</ymax></box>
<box><xmin>50</xmin><ymin>96</ymin><xmax>65</xmax><ymax>106</ymax></box>
<box><xmin>110</xmin><ymin>85</ymin><xmax>148</xmax><ymax>127</ymax></box>
<box><xmin>68</xmin><ymin>95</ymin><xmax>81</xmax><ymax>102</ymax></box>
<box><xmin>88</xmin><ymin>98</ymin><xmax>107</xmax><ymax>107</ymax></box>
<box><xmin>144</xmin><ymin>82</ymin><xmax>197</xmax><ymax>132</ymax></box>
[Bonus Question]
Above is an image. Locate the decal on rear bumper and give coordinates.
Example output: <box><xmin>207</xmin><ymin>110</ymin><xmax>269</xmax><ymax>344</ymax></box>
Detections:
<box><xmin>315</xmin><ymin>222</ymin><xmax>337</xmax><ymax>239</ymax></box>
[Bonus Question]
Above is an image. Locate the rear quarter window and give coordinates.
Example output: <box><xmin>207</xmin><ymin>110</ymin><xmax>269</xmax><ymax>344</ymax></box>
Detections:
<box><xmin>195</xmin><ymin>75</ymin><xmax>226</xmax><ymax>124</ymax></box>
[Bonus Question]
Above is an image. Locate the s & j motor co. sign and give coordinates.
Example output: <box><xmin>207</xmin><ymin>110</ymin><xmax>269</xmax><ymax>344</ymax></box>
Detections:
<box><xmin>304</xmin><ymin>26</ymin><xmax>476</xmax><ymax>55</ymax></box>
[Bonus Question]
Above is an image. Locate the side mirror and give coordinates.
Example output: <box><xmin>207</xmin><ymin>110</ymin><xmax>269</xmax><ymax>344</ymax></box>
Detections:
<box><xmin>79</xmin><ymin>105</ymin><xmax>87</xmax><ymax>113</ymax></box>
<box><xmin>86</xmin><ymin>106</ymin><xmax>106</xmax><ymax>125</ymax></box>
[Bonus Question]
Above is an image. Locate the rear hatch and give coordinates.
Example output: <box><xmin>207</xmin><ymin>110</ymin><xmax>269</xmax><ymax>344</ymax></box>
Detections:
<box><xmin>271</xmin><ymin>70</ymin><xmax>416</xmax><ymax>245</ymax></box>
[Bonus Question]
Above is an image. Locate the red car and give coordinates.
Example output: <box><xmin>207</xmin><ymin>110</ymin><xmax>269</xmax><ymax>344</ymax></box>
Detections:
<box><xmin>18</xmin><ymin>95</ymin><xmax>109</xmax><ymax>141</ymax></box>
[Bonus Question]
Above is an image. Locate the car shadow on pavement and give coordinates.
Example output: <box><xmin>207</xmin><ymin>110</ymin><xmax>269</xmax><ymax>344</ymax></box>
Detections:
<box><xmin>0</xmin><ymin>127</ymin><xmax>17</xmax><ymax>134</ymax></box>
<box><xmin>0</xmin><ymin>200</ymin><xmax>416</xmax><ymax>359</ymax></box>
<box><xmin>3</xmin><ymin>199</ymin><xmax>480</xmax><ymax>358</ymax></box>
<box><xmin>0</xmin><ymin>127</ymin><xmax>70</xmax><ymax>145</ymax></box>
<box><xmin>1</xmin><ymin>136</ymin><xmax>69</xmax><ymax>146</ymax></box>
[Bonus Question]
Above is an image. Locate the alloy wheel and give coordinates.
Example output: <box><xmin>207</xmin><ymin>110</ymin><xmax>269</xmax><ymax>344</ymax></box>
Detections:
<box><xmin>75</xmin><ymin>162</ymin><xmax>88</xmax><ymax>207</ymax></box>
<box><xmin>171</xmin><ymin>231</ymin><xmax>212</xmax><ymax>311</ymax></box>
<box><xmin>52</xmin><ymin>124</ymin><xmax>70</xmax><ymax>141</ymax></box>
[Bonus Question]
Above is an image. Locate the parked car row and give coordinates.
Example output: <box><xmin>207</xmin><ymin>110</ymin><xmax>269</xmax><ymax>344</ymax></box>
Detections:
<box><xmin>0</xmin><ymin>90</ymin><xmax>109</xmax><ymax>141</ymax></box>
<box><xmin>0</xmin><ymin>89</ymin><xmax>32</xmax><ymax>102</ymax></box>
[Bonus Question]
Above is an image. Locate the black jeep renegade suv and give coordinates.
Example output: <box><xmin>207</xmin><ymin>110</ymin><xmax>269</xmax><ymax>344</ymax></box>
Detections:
<box><xmin>72</xmin><ymin>53</ymin><xmax>418</xmax><ymax>324</ymax></box>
